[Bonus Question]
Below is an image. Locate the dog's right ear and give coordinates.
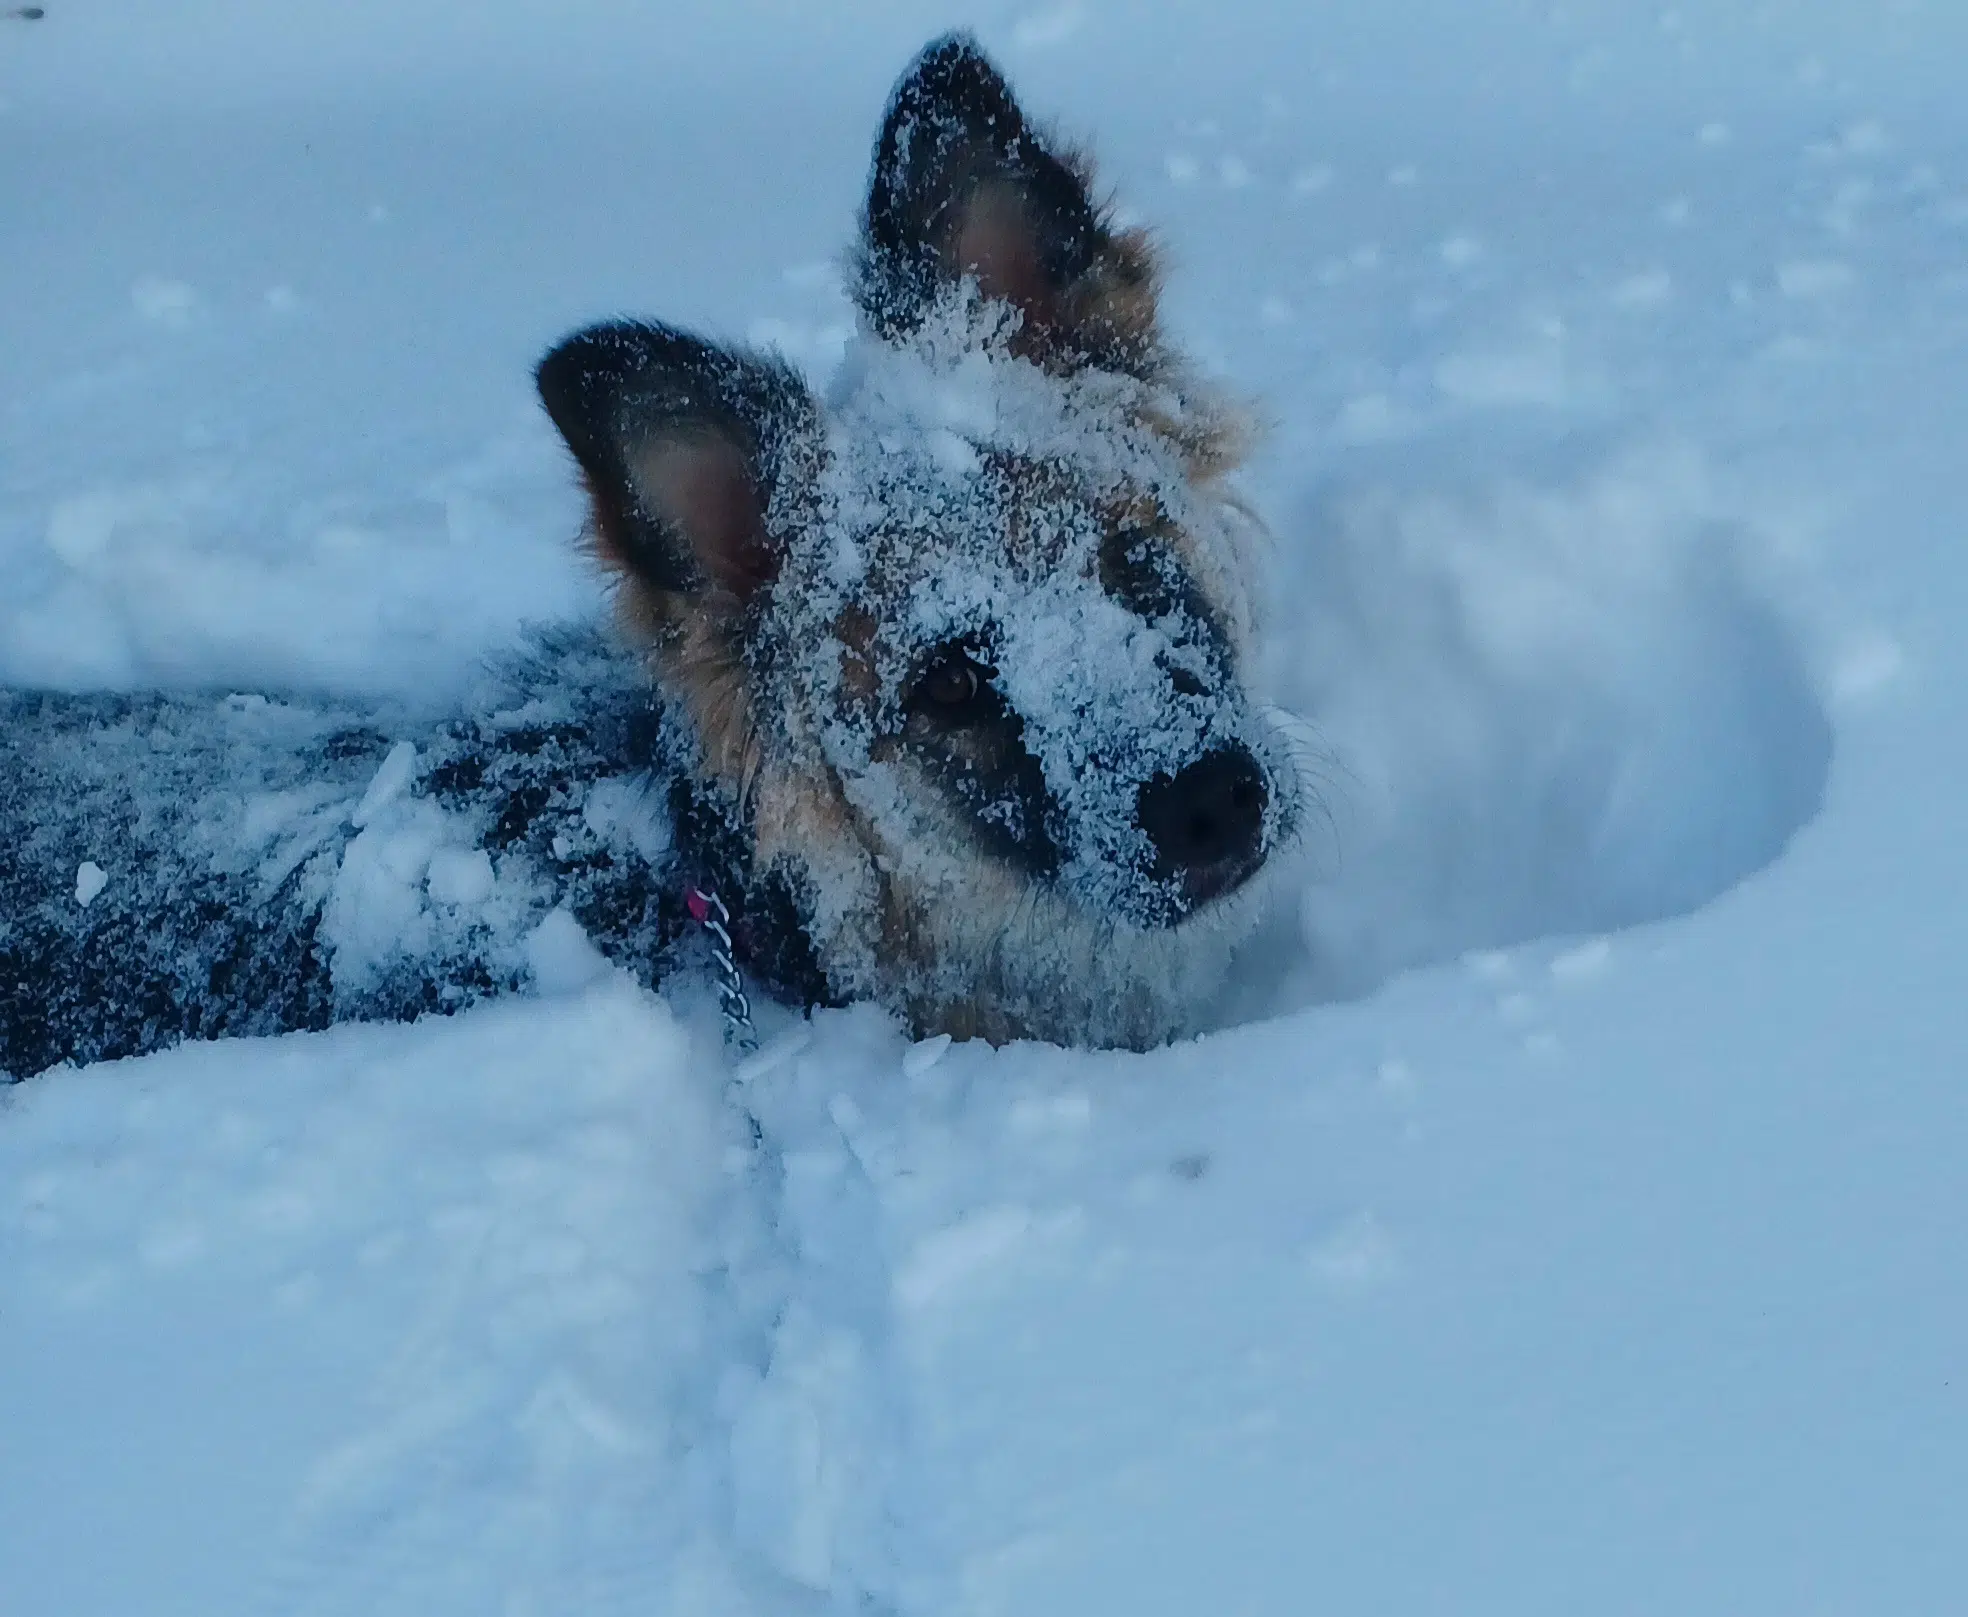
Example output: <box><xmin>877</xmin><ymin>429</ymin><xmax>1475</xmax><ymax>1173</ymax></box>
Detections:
<box><xmin>536</xmin><ymin>322</ymin><xmax>815</xmax><ymax>606</ymax></box>
<box><xmin>854</xmin><ymin>33</ymin><xmax>1161</xmax><ymax>371</ymax></box>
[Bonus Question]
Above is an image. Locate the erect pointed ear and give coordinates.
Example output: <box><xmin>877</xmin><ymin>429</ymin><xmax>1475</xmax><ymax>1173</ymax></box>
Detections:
<box><xmin>535</xmin><ymin>321</ymin><xmax>816</xmax><ymax>605</ymax></box>
<box><xmin>855</xmin><ymin>33</ymin><xmax>1162</xmax><ymax>371</ymax></box>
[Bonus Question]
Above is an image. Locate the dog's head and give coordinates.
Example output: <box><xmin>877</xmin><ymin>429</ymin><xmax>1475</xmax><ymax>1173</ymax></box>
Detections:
<box><xmin>538</xmin><ymin>35</ymin><xmax>1300</xmax><ymax>1045</ymax></box>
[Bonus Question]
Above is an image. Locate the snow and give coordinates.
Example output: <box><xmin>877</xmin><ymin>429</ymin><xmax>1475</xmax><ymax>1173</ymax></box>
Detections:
<box><xmin>350</xmin><ymin>740</ymin><xmax>419</xmax><ymax>829</ymax></box>
<box><xmin>71</xmin><ymin>859</ymin><xmax>107</xmax><ymax>908</ymax></box>
<box><xmin>422</xmin><ymin>845</ymin><xmax>494</xmax><ymax>909</ymax></box>
<box><xmin>3</xmin><ymin>2</ymin><xmax>1966</xmax><ymax>1614</ymax></box>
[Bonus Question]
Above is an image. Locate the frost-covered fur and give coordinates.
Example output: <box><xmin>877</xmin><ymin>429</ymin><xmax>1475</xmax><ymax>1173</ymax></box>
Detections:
<box><xmin>1</xmin><ymin>34</ymin><xmax>1300</xmax><ymax>1076</ymax></box>
<box><xmin>0</xmin><ymin>636</ymin><xmax>829</xmax><ymax>1077</ymax></box>
<box><xmin>701</xmin><ymin>308</ymin><xmax>1294</xmax><ymax>1047</ymax></box>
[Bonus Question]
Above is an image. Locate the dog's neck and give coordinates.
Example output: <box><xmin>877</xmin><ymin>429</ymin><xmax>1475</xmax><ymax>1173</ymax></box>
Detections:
<box><xmin>660</xmin><ymin>763</ymin><xmax>836</xmax><ymax>1016</ymax></box>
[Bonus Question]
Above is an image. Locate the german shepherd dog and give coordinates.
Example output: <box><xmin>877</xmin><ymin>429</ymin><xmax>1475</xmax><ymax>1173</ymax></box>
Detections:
<box><xmin>0</xmin><ymin>35</ymin><xmax>1303</xmax><ymax>1078</ymax></box>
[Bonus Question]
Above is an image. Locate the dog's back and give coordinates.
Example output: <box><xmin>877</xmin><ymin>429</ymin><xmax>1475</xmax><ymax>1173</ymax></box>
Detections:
<box><xmin>4</xmin><ymin>687</ymin><xmax>354</xmax><ymax>1071</ymax></box>
<box><xmin>0</xmin><ymin>634</ymin><xmax>705</xmax><ymax>1078</ymax></box>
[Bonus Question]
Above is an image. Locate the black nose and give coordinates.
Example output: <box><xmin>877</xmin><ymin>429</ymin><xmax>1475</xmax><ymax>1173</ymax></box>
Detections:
<box><xmin>1137</xmin><ymin>745</ymin><xmax>1268</xmax><ymax>896</ymax></box>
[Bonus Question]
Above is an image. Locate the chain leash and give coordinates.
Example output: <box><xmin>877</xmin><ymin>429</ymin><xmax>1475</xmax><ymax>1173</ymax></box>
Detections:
<box><xmin>684</xmin><ymin>884</ymin><xmax>759</xmax><ymax>1052</ymax></box>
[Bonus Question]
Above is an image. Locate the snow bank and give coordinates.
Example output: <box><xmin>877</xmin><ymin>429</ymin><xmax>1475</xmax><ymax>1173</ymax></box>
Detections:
<box><xmin>4</xmin><ymin>0</ymin><xmax>1966</xmax><ymax>1612</ymax></box>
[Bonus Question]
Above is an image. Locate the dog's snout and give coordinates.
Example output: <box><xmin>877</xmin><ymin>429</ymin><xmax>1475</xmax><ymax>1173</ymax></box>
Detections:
<box><xmin>1137</xmin><ymin>745</ymin><xmax>1267</xmax><ymax>902</ymax></box>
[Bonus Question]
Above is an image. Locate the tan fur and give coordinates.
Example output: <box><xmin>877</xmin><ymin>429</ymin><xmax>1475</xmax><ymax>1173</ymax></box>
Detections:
<box><xmin>579</xmin><ymin>466</ymin><xmax>764</xmax><ymax>803</ymax></box>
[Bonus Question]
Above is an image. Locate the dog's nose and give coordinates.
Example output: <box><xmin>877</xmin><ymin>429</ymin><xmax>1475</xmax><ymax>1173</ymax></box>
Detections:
<box><xmin>1137</xmin><ymin>745</ymin><xmax>1267</xmax><ymax>899</ymax></box>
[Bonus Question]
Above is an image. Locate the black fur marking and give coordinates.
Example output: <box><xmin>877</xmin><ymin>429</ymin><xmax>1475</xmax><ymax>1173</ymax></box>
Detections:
<box><xmin>322</xmin><ymin>726</ymin><xmax>391</xmax><ymax>761</ymax></box>
<box><xmin>2</xmin><ymin>690</ymin><xmax>378</xmax><ymax>1076</ymax></box>
<box><xmin>903</xmin><ymin>646</ymin><xmax>1061</xmax><ymax>878</ymax></box>
<box><xmin>0</xmin><ymin>870</ymin><xmax>339</xmax><ymax>1076</ymax></box>
<box><xmin>0</xmin><ymin>632</ymin><xmax>830</xmax><ymax>1081</ymax></box>
<box><xmin>856</xmin><ymin>32</ymin><xmax>1106</xmax><ymax>341</ymax></box>
<box><xmin>1099</xmin><ymin>525</ymin><xmax>1235</xmax><ymax>692</ymax></box>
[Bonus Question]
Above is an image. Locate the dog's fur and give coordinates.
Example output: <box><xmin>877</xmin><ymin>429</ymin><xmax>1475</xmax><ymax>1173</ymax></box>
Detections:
<box><xmin>0</xmin><ymin>35</ymin><xmax>1301</xmax><ymax>1078</ymax></box>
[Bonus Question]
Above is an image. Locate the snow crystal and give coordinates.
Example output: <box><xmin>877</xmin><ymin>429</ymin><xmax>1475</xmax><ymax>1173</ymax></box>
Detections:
<box><xmin>1009</xmin><ymin>4</ymin><xmax>1085</xmax><ymax>50</ymax></box>
<box><xmin>1548</xmin><ymin>937</ymin><xmax>1613</xmax><ymax>982</ymax></box>
<box><xmin>1777</xmin><ymin>258</ymin><xmax>1857</xmax><ymax>299</ymax></box>
<box><xmin>423</xmin><ymin>846</ymin><xmax>495</xmax><ymax>907</ymax></box>
<box><xmin>72</xmin><ymin>861</ymin><xmax>107</xmax><ymax>908</ymax></box>
<box><xmin>522</xmin><ymin>908</ymin><xmax>611</xmax><ymax>996</ymax></box>
<box><xmin>1305</xmin><ymin>1212</ymin><xmax>1400</xmax><ymax>1291</ymax></box>
<box><xmin>892</xmin><ymin>1204</ymin><xmax>1045</xmax><ymax>1311</ymax></box>
<box><xmin>900</xmin><ymin>1032</ymin><xmax>952</xmax><ymax>1078</ymax></box>
<box><xmin>732</xmin><ymin>1025</ymin><xmax>814</xmax><ymax>1085</ymax></box>
<box><xmin>350</xmin><ymin>739</ymin><xmax>418</xmax><ymax>828</ymax></box>
<box><xmin>129</xmin><ymin>275</ymin><xmax>198</xmax><ymax>327</ymax></box>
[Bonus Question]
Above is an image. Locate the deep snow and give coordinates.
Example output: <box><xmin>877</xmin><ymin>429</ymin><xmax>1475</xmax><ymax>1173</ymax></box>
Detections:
<box><xmin>3</xmin><ymin>2</ymin><xmax>1965</xmax><ymax>1613</ymax></box>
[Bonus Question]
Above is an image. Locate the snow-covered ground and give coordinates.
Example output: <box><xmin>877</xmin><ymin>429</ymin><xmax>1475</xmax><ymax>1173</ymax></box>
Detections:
<box><xmin>4</xmin><ymin>2</ymin><xmax>1965</xmax><ymax>1611</ymax></box>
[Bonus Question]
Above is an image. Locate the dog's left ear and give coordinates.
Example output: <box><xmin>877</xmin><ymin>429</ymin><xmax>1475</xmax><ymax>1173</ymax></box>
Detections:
<box><xmin>855</xmin><ymin>32</ymin><xmax>1161</xmax><ymax>370</ymax></box>
<box><xmin>536</xmin><ymin>321</ymin><xmax>815</xmax><ymax>607</ymax></box>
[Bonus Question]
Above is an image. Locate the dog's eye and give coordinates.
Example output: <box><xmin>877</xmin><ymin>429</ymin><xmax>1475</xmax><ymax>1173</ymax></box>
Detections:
<box><xmin>925</xmin><ymin>662</ymin><xmax>979</xmax><ymax>705</ymax></box>
<box><xmin>911</xmin><ymin>651</ymin><xmax>988</xmax><ymax>721</ymax></box>
<box><xmin>1100</xmin><ymin>525</ymin><xmax>1185</xmax><ymax>622</ymax></box>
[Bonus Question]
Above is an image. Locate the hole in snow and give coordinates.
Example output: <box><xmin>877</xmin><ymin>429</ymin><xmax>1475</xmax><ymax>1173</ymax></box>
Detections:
<box><xmin>1242</xmin><ymin>446</ymin><xmax>1833</xmax><ymax>1010</ymax></box>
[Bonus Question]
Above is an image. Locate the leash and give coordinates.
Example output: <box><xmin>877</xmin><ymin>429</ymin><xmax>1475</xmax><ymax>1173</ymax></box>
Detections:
<box><xmin>684</xmin><ymin>883</ymin><xmax>760</xmax><ymax>1052</ymax></box>
<box><xmin>684</xmin><ymin>880</ymin><xmax>801</xmax><ymax>1160</ymax></box>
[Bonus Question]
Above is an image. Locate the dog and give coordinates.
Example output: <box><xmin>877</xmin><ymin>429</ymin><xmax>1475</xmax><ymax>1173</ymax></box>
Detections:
<box><xmin>0</xmin><ymin>34</ymin><xmax>1303</xmax><ymax>1078</ymax></box>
